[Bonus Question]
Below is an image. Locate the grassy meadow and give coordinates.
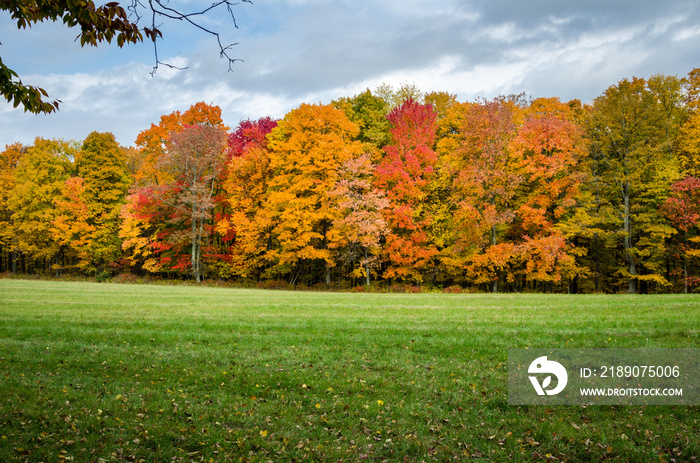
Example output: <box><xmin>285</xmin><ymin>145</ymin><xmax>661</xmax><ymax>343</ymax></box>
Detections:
<box><xmin>0</xmin><ymin>279</ymin><xmax>698</xmax><ymax>462</ymax></box>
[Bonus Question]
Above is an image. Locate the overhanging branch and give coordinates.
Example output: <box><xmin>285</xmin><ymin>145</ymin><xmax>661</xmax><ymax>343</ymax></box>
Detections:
<box><xmin>132</xmin><ymin>0</ymin><xmax>251</xmax><ymax>75</ymax></box>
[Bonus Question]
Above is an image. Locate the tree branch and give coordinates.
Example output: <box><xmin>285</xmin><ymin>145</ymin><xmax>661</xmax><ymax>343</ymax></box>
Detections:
<box><xmin>141</xmin><ymin>0</ymin><xmax>251</xmax><ymax>75</ymax></box>
<box><xmin>1</xmin><ymin>0</ymin><xmax>252</xmax><ymax>113</ymax></box>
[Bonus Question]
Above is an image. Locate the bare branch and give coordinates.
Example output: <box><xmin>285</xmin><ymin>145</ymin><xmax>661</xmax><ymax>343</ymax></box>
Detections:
<box><xmin>130</xmin><ymin>0</ymin><xmax>251</xmax><ymax>76</ymax></box>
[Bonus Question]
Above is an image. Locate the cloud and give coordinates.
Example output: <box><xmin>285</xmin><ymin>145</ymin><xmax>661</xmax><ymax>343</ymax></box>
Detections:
<box><xmin>1</xmin><ymin>0</ymin><xmax>699</xmax><ymax>148</ymax></box>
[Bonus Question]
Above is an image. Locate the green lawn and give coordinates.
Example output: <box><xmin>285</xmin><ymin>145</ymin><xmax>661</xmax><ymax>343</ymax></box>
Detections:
<box><xmin>0</xmin><ymin>279</ymin><xmax>698</xmax><ymax>462</ymax></box>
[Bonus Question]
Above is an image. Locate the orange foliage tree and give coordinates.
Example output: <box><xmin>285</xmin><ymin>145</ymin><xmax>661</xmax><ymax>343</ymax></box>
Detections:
<box><xmin>123</xmin><ymin>103</ymin><xmax>228</xmax><ymax>279</ymax></box>
<box><xmin>265</xmin><ymin>103</ymin><xmax>365</xmax><ymax>285</ymax></box>
<box><xmin>125</xmin><ymin>125</ymin><xmax>227</xmax><ymax>282</ymax></box>
<box><xmin>508</xmin><ymin>98</ymin><xmax>586</xmax><ymax>288</ymax></box>
<box><xmin>52</xmin><ymin>177</ymin><xmax>94</xmax><ymax>272</ymax></box>
<box><xmin>134</xmin><ymin>102</ymin><xmax>226</xmax><ymax>185</ymax></box>
<box><xmin>222</xmin><ymin>117</ymin><xmax>278</xmax><ymax>279</ymax></box>
<box><xmin>451</xmin><ymin>98</ymin><xmax>521</xmax><ymax>292</ymax></box>
<box><xmin>330</xmin><ymin>153</ymin><xmax>389</xmax><ymax>285</ymax></box>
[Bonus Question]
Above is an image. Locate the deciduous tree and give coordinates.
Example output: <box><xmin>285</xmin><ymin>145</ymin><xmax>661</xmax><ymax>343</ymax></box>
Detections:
<box><xmin>1</xmin><ymin>0</ymin><xmax>250</xmax><ymax>113</ymax></box>
<box><xmin>374</xmin><ymin>82</ymin><xmax>423</xmax><ymax>110</ymax></box>
<box><xmin>679</xmin><ymin>68</ymin><xmax>700</xmax><ymax>176</ymax></box>
<box><xmin>375</xmin><ymin>99</ymin><xmax>439</xmax><ymax>283</ymax></box>
<box><xmin>52</xmin><ymin>177</ymin><xmax>94</xmax><ymax>272</ymax></box>
<box><xmin>450</xmin><ymin>98</ymin><xmax>521</xmax><ymax>292</ymax></box>
<box><xmin>333</xmin><ymin>90</ymin><xmax>391</xmax><ymax>155</ymax></box>
<box><xmin>585</xmin><ymin>76</ymin><xmax>681</xmax><ymax>293</ymax></box>
<box><xmin>662</xmin><ymin>176</ymin><xmax>700</xmax><ymax>292</ymax></box>
<box><xmin>509</xmin><ymin>98</ymin><xmax>586</xmax><ymax>289</ymax></box>
<box><xmin>120</xmin><ymin>186</ymin><xmax>170</xmax><ymax>274</ymax></box>
<box><xmin>154</xmin><ymin>124</ymin><xmax>228</xmax><ymax>282</ymax></box>
<box><xmin>134</xmin><ymin>102</ymin><xmax>226</xmax><ymax>185</ymax></box>
<box><xmin>8</xmin><ymin>138</ymin><xmax>75</xmax><ymax>272</ymax></box>
<box><xmin>0</xmin><ymin>143</ymin><xmax>24</xmax><ymax>272</ymax></box>
<box><xmin>265</xmin><ymin>103</ymin><xmax>364</xmax><ymax>285</ymax></box>
<box><xmin>124</xmin><ymin>105</ymin><xmax>227</xmax><ymax>279</ymax></box>
<box><xmin>222</xmin><ymin>117</ymin><xmax>278</xmax><ymax>279</ymax></box>
<box><xmin>330</xmin><ymin>153</ymin><xmax>389</xmax><ymax>285</ymax></box>
<box><xmin>76</xmin><ymin>131</ymin><xmax>132</xmax><ymax>273</ymax></box>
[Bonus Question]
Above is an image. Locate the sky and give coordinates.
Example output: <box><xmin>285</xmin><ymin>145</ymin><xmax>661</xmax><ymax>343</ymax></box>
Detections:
<box><xmin>1</xmin><ymin>0</ymin><xmax>700</xmax><ymax>148</ymax></box>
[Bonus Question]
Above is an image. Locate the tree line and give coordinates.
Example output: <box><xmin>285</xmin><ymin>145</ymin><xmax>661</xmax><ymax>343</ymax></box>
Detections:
<box><xmin>2</xmin><ymin>70</ymin><xmax>700</xmax><ymax>293</ymax></box>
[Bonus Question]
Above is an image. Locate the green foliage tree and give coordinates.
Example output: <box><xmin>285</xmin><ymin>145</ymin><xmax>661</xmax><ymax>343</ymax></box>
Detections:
<box><xmin>585</xmin><ymin>76</ymin><xmax>682</xmax><ymax>293</ymax></box>
<box><xmin>76</xmin><ymin>131</ymin><xmax>132</xmax><ymax>273</ymax></box>
<box><xmin>374</xmin><ymin>82</ymin><xmax>423</xmax><ymax>110</ymax></box>
<box><xmin>0</xmin><ymin>0</ymin><xmax>142</xmax><ymax>113</ymax></box>
<box><xmin>333</xmin><ymin>89</ymin><xmax>392</xmax><ymax>154</ymax></box>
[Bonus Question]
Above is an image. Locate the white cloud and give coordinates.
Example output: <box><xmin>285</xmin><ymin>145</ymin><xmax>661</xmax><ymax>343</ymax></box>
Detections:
<box><xmin>673</xmin><ymin>26</ymin><xmax>700</xmax><ymax>41</ymax></box>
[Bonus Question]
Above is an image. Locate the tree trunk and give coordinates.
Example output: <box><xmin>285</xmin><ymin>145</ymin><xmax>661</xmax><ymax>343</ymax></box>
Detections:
<box><xmin>492</xmin><ymin>223</ymin><xmax>498</xmax><ymax>294</ymax></box>
<box><xmin>365</xmin><ymin>248</ymin><xmax>370</xmax><ymax>287</ymax></box>
<box><xmin>594</xmin><ymin>232</ymin><xmax>600</xmax><ymax>292</ymax></box>
<box><xmin>191</xmin><ymin>212</ymin><xmax>200</xmax><ymax>283</ymax></box>
<box><xmin>325</xmin><ymin>262</ymin><xmax>331</xmax><ymax>286</ymax></box>
<box><xmin>198</xmin><ymin>220</ymin><xmax>204</xmax><ymax>282</ymax></box>
<box><xmin>684</xmin><ymin>230</ymin><xmax>688</xmax><ymax>294</ymax></box>
<box><xmin>290</xmin><ymin>261</ymin><xmax>302</xmax><ymax>286</ymax></box>
<box><xmin>623</xmin><ymin>180</ymin><xmax>636</xmax><ymax>294</ymax></box>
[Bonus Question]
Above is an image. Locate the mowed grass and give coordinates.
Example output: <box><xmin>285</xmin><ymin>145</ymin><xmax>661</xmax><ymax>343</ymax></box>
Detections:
<box><xmin>0</xmin><ymin>280</ymin><xmax>698</xmax><ymax>462</ymax></box>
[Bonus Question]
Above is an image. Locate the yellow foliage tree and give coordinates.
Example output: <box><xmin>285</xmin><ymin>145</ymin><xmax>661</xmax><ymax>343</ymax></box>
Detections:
<box><xmin>680</xmin><ymin>68</ymin><xmax>700</xmax><ymax>176</ymax></box>
<box><xmin>52</xmin><ymin>177</ymin><xmax>95</xmax><ymax>272</ymax></box>
<box><xmin>223</xmin><ymin>118</ymin><xmax>278</xmax><ymax>279</ymax></box>
<box><xmin>0</xmin><ymin>143</ymin><xmax>23</xmax><ymax>272</ymax></box>
<box><xmin>265</xmin><ymin>103</ymin><xmax>364</xmax><ymax>285</ymax></box>
<box><xmin>8</xmin><ymin>138</ymin><xmax>75</xmax><ymax>272</ymax></box>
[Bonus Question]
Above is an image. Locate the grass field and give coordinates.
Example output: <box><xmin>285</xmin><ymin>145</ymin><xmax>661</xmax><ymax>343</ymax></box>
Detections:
<box><xmin>0</xmin><ymin>279</ymin><xmax>698</xmax><ymax>462</ymax></box>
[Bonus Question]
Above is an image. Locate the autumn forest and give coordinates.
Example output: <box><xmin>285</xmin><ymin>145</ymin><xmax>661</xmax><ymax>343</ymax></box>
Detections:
<box><xmin>2</xmin><ymin>70</ymin><xmax>700</xmax><ymax>294</ymax></box>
